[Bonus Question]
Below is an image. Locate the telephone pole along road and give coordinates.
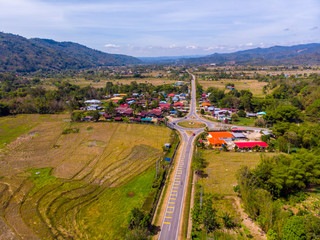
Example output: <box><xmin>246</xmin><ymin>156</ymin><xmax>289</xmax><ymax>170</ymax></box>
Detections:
<box><xmin>158</xmin><ymin>71</ymin><xmax>265</xmax><ymax>240</ymax></box>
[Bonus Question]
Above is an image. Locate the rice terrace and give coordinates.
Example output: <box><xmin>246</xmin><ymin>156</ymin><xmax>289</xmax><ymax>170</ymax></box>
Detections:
<box><xmin>0</xmin><ymin>114</ymin><xmax>172</xmax><ymax>239</ymax></box>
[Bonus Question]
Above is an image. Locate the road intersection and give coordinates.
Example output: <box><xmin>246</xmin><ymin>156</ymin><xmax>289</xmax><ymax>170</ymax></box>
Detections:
<box><xmin>158</xmin><ymin>71</ymin><xmax>264</xmax><ymax>240</ymax></box>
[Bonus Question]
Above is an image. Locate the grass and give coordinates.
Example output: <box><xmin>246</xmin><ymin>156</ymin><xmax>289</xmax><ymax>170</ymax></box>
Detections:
<box><xmin>0</xmin><ymin>115</ymin><xmax>172</xmax><ymax>239</ymax></box>
<box><xmin>199</xmin><ymin>151</ymin><xmax>277</xmax><ymax>195</ymax></box>
<box><xmin>177</xmin><ymin>121</ymin><xmax>206</xmax><ymax>129</ymax></box>
<box><xmin>232</xmin><ymin>117</ymin><xmax>256</xmax><ymax>127</ymax></box>
<box><xmin>198</xmin><ymin>79</ymin><xmax>268</xmax><ymax>97</ymax></box>
<box><xmin>0</xmin><ymin>115</ymin><xmax>43</xmax><ymax>148</ymax></box>
<box><xmin>78</xmin><ymin>169</ymin><xmax>156</xmax><ymax>239</ymax></box>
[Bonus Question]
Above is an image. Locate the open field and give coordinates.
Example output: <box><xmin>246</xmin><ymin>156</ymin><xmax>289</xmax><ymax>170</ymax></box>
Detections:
<box><xmin>194</xmin><ymin>151</ymin><xmax>277</xmax><ymax>239</ymax></box>
<box><xmin>0</xmin><ymin>115</ymin><xmax>172</xmax><ymax>239</ymax></box>
<box><xmin>198</xmin><ymin>151</ymin><xmax>277</xmax><ymax>195</ymax></box>
<box><xmin>198</xmin><ymin>79</ymin><xmax>268</xmax><ymax>97</ymax></box>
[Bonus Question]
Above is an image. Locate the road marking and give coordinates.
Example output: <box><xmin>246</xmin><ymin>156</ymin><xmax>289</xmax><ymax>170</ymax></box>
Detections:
<box><xmin>168</xmin><ymin>206</ymin><xmax>174</xmax><ymax>209</ymax></box>
<box><xmin>167</xmin><ymin>211</ymin><xmax>173</xmax><ymax>213</ymax></box>
<box><xmin>169</xmin><ymin>202</ymin><xmax>175</xmax><ymax>204</ymax></box>
<box><xmin>173</xmin><ymin>187</ymin><xmax>178</xmax><ymax>189</ymax></box>
<box><xmin>171</xmin><ymin>194</ymin><xmax>177</xmax><ymax>196</ymax></box>
<box><xmin>164</xmin><ymin>222</ymin><xmax>171</xmax><ymax>224</ymax></box>
<box><xmin>165</xmin><ymin>216</ymin><xmax>172</xmax><ymax>219</ymax></box>
<box><xmin>170</xmin><ymin>198</ymin><xmax>176</xmax><ymax>200</ymax></box>
<box><xmin>172</xmin><ymin>190</ymin><xmax>178</xmax><ymax>192</ymax></box>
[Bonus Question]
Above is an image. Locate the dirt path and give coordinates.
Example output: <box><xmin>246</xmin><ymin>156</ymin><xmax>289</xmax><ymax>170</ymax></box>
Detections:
<box><xmin>230</xmin><ymin>196</ymin><xmax>267</xmax><ymax>240</ymax></box>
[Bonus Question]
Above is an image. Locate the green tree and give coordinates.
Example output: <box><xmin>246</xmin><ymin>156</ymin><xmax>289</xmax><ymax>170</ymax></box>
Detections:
<box><xmin>91</xmin><ymin>110</ymin><xmax>100</xmax><ymax>122</ymax></box>
<box><xmin>237</xmin><ymin>109</ymin><xmax>246</xmax><ymax>118</ymax></box>
<box><xmin>282</xmin><ymin>216</ymin><xmax>306</xmax><ymax>240</ymax></box>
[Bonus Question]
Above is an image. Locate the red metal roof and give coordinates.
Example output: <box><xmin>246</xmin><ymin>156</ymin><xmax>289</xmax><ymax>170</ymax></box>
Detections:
<box><xmin>234</xmin><ymin>142</ymin><xmax>268</xmax><ymax>148</ymax></box>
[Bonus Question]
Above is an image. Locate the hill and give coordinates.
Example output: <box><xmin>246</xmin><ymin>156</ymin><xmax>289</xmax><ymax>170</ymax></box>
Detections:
<box><xmin>0</xmin><ymin>32</ymin><xmax>142</xmax><ymax>73</ymax></box>
<box><xmin>178</xmin><ymin>43</ymin><xmax>320</xmax><ymax>65</ymax></box>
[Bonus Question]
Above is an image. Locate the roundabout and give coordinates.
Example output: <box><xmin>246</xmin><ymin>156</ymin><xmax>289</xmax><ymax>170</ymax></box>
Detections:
<box><xmin>177</xmin><ymin>120</ymin><xmax>206</xmax><ymax>129</ymax></box>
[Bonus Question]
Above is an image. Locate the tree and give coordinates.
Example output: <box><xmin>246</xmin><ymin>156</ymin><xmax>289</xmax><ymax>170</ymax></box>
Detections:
<box><xmin>231</xmin><ymin>113</ymin><xmax>239</xmax><ymax>122</ymax></box>
<box><xmin>267</xmin><ymin>104</ymin><xmax>301</xmax><ymax>123</ymax></box>
<box><xmin>282</xmin><ymin>216</ymin><xmax>307</xmax><ymax>240</ymax></box>
<box><xmin>255</xmin><ymin>118</ymin><xmax>267</xmax><ymax>127</ymax></box>
<box><xmin>0</xmin><ymin>103</ymin><xmax>10</xmax><ymax>116</ymax></box>
<box><xmin>221</xmin><ymin>212</ymin><xmax>236</xmax><ymax>229</ymax></box>
<box><xmin>200</xmin><ymin>109</ymin><xmax>205</xmax><ymax>115</ymax></box>
<box><xmin>71</xmin><ymin>110</ymin><xmax>83</xmax><ymax>122</ymax></box>
<box><xmin>278</xmin><ymin>136</ymin><xmax>288</xmax><ymax>153</ymax></box>
<box><xmin>91</xmin><ymin>110</ymin><xmax>100</xmax><ymax>122</ymax></box>
<box><xmin>237</xmin><ymin>109</ymin><xmax>246</xmax><ymax>118</ymax></box>
<box><xmin>202</xmin><ymin>198</ymin><xmax>219</xmax><ymax>233</ymax></box>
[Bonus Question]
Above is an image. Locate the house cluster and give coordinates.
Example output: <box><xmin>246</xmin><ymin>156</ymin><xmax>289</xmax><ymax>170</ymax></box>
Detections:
<box><xmin>81</xmin><ymin>91</ymin><xmax>189</xmax><ymax>123</ymax></box>
<box><xmin>205</xmin><ymin>128</ymin><xmax>269</xmax><ymax>151</ymax></box>
<box><xmin>199</xmin><ymin>93</ymin><xmax>267</xmax><ymax>123</ymax></box>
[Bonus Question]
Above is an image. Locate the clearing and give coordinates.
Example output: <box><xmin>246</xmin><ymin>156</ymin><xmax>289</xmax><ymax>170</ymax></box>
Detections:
<box><xmin>0</xmin><ymin>115</ymin><xmax>172</xmax><ymax>239</ymax></box>
<box><xmin>198</xmin><ymin>79</ymin><xmax>268</xmax><ymax>97</ymax></box>
<box><xmin>196</xmin><ymin>151</ymin><xmax>277</xmax><ymax>239</ymax></box>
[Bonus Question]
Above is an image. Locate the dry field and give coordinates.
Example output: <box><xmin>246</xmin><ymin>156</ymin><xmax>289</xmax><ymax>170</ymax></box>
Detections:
<box><xmin>198</xmin><ymin>79</ymin><xmax>268</xmax><ymax>97</ymax></box>
<box><xmin>0</xmin><ymin>115</ymin><xmax>172</xmax><ymax>239</ymax></box>
<box><xmin>198</xmin><ymin>151</ymin><xmax>277</xmax><ymax>195</ymax></box>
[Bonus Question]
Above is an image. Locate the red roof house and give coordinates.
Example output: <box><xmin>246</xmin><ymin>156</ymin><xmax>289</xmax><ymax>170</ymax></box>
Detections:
<box><xmin>234</xmin><ymin>142</ymin><xmax>268</xmax><ymax>148</ymax></box>
<box><xmin>168</xmin><ymin>93</ymin><xmax>176</xmax><ymax>97</ymax></box>
<box><xmin>174</xmin><ymin>102</ymin><xmax>184</xmax><ymax>107</ymax></box>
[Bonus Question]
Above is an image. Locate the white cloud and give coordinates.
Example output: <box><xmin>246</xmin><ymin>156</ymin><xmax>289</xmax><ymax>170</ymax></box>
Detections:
<box><xmin>105</xmin><ymin>44</ymin><xmax>120</xmax><ymax>48</ymax></box>
<box><xmin>186</xmin><ymin>45</ymin><xmax>198</xmax><ymax>49</ymax></box>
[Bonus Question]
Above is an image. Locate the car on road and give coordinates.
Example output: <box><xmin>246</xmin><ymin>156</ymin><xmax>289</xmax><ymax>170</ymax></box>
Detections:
<box><xmin>192</xmin><ymin>133</ymin><xmax>195</xmax><ymax>136</ymax></box>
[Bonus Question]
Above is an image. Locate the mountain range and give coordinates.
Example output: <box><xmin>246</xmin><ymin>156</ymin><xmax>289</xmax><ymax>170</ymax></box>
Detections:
<box><xmin>0</xmin><ymin>32</ymin><xmax>141</xmax><ymax>73</ymax></box>
<box><xmin>1</xmin><ymin>32</ymin><xmax>320</xmax><ymax>73</ymax></box>
<box><xmin>177</xmin><ymin>43</ymin><xmax>320</xmax><ymax>65</ymax></box>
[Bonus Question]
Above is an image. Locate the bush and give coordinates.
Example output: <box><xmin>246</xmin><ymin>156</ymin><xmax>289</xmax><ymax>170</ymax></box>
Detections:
<box><xmin>62</xmin><ymin>127</ymin><xmax>79</xmax><ymax>134</ymax></box>
<box><xmin>282</xmin><ymin>216</ymin><xmax>306</xmax><ymax>240</ymax></box>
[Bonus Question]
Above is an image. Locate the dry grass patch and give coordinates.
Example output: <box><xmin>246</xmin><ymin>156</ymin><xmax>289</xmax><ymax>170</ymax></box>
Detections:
<box><xmin>199</xmin><ymin>79</ymin><xmax>268</xmax><ymax>97</ymax></box>
<box><xmin>0</xmin><ymin>115</ymin><xmax>172</xmax><ymax>239</ymax></box>
<box><xmin>199</xmin><ymin>151</ymin><xmax>277</xmax><ymax>195</ymax></box>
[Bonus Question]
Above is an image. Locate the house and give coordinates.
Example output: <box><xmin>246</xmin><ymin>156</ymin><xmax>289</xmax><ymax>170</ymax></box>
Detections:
<box><xmin>141</xmin><ymin>118</ymin><xmax>153</xmax><ymax>123</ymax></box>
<box><xmin>201</xmin><ymin>102</ymin><xmax>211</xmax><ymax>107</ymax></box>
<box><xmin>147</xmin><ymin>110</ymin><xmax>163</xmax><ymax>118</ymax></box>
<box><xmin>231</xmin><ymin>128</ymin><xmax>247</xmax><ymax>133</ymax></box>
<box><xmin>174</xmin><ymin>102</ymin><xmax>184</xmax><ymax>108</ymax></box>
<box><xmin>87</xmin><ymin>105</ymin><xmax>102</xmax><ymax>111</ymax></box>
<box><xmin>83</xmin><ymin>116</ymin><xmax>93</xmax><ymax>121</ymax></box>
<box><xmin>114</xmin><ymin>117</ymin><xmax>123</xmax><ymax>121</ymax></box>
<box><xmin>172</xmin><ymin>97</ymin><xmax>179</xmax><ymax>102</ymax></box>
<box><xmin>232</xmin><ymin>132</ymin><xmax>247</xmax><ymax>140</ymax></box>
<box><xmin>168</xmin><ymin>93</ymin><xmax>176</xmax><ymax>97</ymax></box>
<box><xmin>84</xmin><ymin>99</ymin><xmax>101</xmax><ymax>105</ymax></box>
<box><xmin>234</xmin><ymin>142</ymin><xmax>268</xmax><ymax>149</ymax></box>
<box><xmin>207</xmin><ymin>132</ymin><xmax>234</xmax><ymax>147</ymax></box>
<box><xmin>159</xmin><ymin>103</ymin><xmax>171</xmax><ymax>110</ymax></box>
<box><xmin>102</xmin><ymin>113</ymin><xmax>112</xmax><ymax>119</ymax></box>
<box><xmin>246</xmin><ymin>113</ymin><xmax>257</xmax><ymax>117</ymax></box>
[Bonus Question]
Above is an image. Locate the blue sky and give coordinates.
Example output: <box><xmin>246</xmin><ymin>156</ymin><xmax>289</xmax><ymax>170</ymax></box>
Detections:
<box><xmin>0</xmin><ymin>0</ymin><xmax>319</xmax><ymax>57</ymax></box>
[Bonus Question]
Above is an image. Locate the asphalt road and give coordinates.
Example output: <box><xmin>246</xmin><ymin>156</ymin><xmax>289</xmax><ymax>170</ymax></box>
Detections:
<box><xmin>158</xmin><ymin>71</ymin><xmax>265</xmax><ymax>240</ymax></box>
<box><xmin>158</xmin><ymin>72</ymin><xmax>203</xmax><ymax>240</ymax></box>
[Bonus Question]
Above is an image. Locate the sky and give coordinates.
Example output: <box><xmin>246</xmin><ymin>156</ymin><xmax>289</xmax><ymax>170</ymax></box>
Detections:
<box><xmin>0</xmin><ymin>0</ymin><xmax>319</xmax><ymax>57</ymax></box>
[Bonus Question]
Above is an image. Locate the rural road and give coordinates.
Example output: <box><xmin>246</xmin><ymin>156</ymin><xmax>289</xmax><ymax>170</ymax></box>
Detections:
<box><xmin>158</xmin><ymin>71</ymin><xmax>265</xmax><ymax>240</ymax></box>
<box><xmin>158</xmin><ymin>72</ymin><xmax>204</xmax><ymax>240</ymax></box>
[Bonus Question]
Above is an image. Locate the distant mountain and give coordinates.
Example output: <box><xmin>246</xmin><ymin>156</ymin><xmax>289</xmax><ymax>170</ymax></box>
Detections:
<box><xmin>139</xmin><ymin>55</ymin><xmax>205</xmax><ymax>64</ymax></box>
<box><xmin>0</xmin><ymin>32</ymin><xmax>141</xmax><ymax>73</ymax></box>
<box><xmin>178</xmin><ymin>43</ymin><xmax>320</xmax><ymax>65</ymax></box>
